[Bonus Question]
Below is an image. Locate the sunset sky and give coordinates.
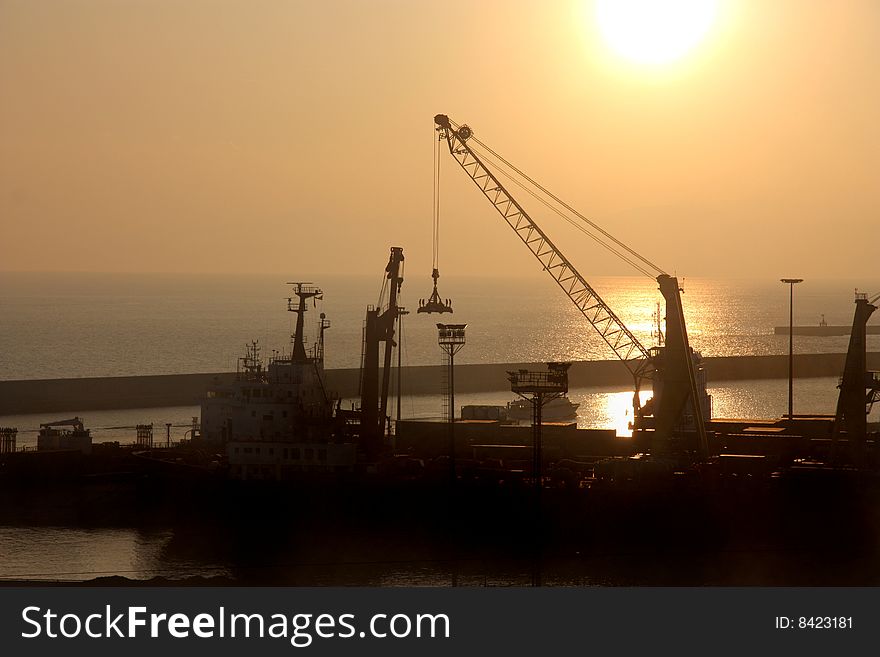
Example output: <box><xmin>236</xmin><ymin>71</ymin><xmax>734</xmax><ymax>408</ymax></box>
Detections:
<box><xmin>1</xmin><ymin>0</ymin><xmax>877</xmax><ymax>280</ymax></box>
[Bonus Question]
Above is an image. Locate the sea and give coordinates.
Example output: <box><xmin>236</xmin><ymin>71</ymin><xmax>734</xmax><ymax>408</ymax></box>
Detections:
<box><xmin>1</xmin><ymin>271</ymin><xmax>879</xmax><ymax>582</ymax></box>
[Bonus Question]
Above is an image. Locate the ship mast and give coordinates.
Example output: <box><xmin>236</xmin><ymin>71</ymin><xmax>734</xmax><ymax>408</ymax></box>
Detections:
<box><xmin>287</xmin><ymin>282</ymin><xmax>323</xmax><ymax>362</ymax></box>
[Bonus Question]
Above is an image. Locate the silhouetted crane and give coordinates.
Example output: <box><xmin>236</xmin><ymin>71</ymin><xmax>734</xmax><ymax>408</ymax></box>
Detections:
<box><xmin>433</xmin><ymin>113</ymin><xmax>709</xmax><ymax>459</ymax></box>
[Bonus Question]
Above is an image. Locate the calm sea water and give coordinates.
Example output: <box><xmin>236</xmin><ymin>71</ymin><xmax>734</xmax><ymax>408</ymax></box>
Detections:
<box><xmin>0</xmin><ymin>527</ymin><xmax>231</xmax><ymax>582</ymax></box>
<box><xmin>2</xmin><ymin>271</ymin><xmax>879</xmax><ymax>379</ymax></box>
<box><xmin>1</xmin><ymin>271</ymin><xmax>879</xmax><ymax>582</ymax></box>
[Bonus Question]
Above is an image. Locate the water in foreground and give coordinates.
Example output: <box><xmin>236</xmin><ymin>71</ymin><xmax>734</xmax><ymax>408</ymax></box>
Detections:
<box><xmin>2</xmin><ymin>469</ymin><xmax>880</xmax><ymax>586</ymax></box>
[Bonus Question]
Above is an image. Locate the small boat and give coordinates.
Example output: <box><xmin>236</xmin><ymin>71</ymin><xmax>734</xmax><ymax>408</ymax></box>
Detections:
<box><xmin>506</xmin><ymin>396</ymin><xmax>579</xmax><ymax>421</ymax></box>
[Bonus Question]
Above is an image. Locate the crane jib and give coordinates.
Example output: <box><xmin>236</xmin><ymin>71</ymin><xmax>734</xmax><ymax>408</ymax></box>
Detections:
<box><xmin>434</xmin><ymin>114</ymin><xmax>654</xmax><ymax>379</ymax></box>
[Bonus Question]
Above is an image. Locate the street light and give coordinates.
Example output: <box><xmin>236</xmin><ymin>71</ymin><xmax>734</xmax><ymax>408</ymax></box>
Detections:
<box><xmin>780</xmin><ymin>278</ymin><xmax>803</xmax><ymax>420</ymax></box>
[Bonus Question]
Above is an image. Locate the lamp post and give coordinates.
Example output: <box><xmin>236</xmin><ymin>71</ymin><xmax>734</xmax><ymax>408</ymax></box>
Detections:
<box><xmin>437</xmin><ymin>323</ymin><xmax>466</xmax><ymax>484</ymax></box>
<box><xmin>780</xmin><ymin>278</ymin><xmax>803</xmax><ymax>419</ymax></box>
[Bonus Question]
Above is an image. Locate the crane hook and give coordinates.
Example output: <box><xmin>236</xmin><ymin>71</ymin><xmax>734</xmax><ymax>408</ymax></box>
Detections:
<box><xmin>417</xmin><ymin>268</ymin><xmax>453</xmax><ymax>314</ymax></box>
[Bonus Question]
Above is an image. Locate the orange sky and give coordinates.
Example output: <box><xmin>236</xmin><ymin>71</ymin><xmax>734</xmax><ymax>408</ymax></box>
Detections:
<box><xmin>1</xmin><ymin>0</ymin><xmax>878</xmax><ymax>280</ymax></box>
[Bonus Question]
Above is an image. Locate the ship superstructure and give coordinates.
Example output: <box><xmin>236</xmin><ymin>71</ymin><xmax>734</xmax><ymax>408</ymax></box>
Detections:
<box><xmin>201</xmin><ymin>284</ymin><xmax>355</xmax><ymax>480</ymax></box>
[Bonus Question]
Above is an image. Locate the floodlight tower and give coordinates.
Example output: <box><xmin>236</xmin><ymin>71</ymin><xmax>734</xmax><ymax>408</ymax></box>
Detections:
<box><xmin>508</xmin><ymin>363</ymin><xmax>571</xmax><ymax>495</ymax></box>
<box><xmin>437</xmin><ymin>323</ymin><xmax>467</xmax><ymax>483</ymax></box>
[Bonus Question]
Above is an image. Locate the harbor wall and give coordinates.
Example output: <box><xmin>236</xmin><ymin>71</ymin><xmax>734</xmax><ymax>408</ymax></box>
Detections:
<box><xmin>1</xmin><ymin>352</ymin><xmax>878</xmax><ymax>416</ymax></box>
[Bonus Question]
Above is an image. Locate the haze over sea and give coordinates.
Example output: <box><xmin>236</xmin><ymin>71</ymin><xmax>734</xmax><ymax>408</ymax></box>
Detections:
<box><xmin>2</xmin><ymin>271</ymin><xmax>879</xmax><ymax>380</ymax></box>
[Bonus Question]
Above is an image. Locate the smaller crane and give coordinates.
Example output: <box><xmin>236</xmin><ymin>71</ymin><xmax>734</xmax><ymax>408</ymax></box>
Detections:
<box><xmin>360</xmin><ymin>247</ymin><xmax>406</xmax><ymax>455</ymax></box>
<box><xmin>39</xmin><ymin>417</ymin><xmax>85</xmax><ymax>432</ymax></box>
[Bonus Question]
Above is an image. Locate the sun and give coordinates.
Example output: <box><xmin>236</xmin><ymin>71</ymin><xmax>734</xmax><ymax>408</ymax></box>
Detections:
<box><xmin>594</xmin><ymin>0</ymin><xmax>719</xmax><ymax>66</ymax></box>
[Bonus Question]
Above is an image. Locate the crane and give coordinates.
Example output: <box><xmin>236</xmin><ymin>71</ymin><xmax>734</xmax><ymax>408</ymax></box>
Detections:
<box><xmin>360</xmin><ymin>247</ymin><xmax>406</xmax><ymax>456</ymax></box>
<box><xmin>433</xmin><ymin>113</ymin><xmax>709</xmax><ymax>458</ymax></box>
<box><xmin>832</xmin><ymin>290</ymin><xmax>880</xmax><ymax>467</ymax></box>
<box><xmin>40</xmin><ymin>417</ymin><xmax>85</xmax><ymax>432</ymax></box>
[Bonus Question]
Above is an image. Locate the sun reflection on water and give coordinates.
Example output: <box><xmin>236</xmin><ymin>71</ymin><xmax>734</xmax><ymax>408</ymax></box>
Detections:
<box><xmin>572</xmin><ymin>388</ymin><xmax>654</xmax><ymax>437</ymax></box>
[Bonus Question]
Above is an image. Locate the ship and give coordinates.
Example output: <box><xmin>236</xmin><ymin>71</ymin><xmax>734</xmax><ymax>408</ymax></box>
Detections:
<box><xmin>459</xmin><ymin>396</ymin><xmax>580</xmax><ymax>422</ymax></box>
<box><xmin>506</xmin><ymin>396</ymin><xmax>579</xmax><ymax>421</ymax></box>
<box><xmin>199</xmin><ymin>248</ymin><xmax>408</xmax><ymax>481</ymax></box>
<box><xmin>200</xmin><ymin>283</ymin><xmax>357</xmax><ymax>480</ymax></box>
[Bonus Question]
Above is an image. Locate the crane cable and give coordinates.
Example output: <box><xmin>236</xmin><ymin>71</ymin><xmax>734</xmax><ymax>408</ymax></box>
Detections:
<box><xmin>447</xmin><ymin>118</ymin><xmax>667</xmax><ymax>278</ymax></box>
<box><xmin>377</xmin><ymin>269</ymin><xmax>388</xmax><ymax>310</ymax></box>
<box><xmin>475</xmin><ymin>145</ymin><xmax>658</xmax><ymax>280</ymax></box>
<box><xmin>472</xmin><ymin>134</ymin><xmax>664</xmax><ymax>278</ymax></box>
<box><xmin>432</xmin><ymin>127</ymin><xmax>441</xmax><ymax>272</ymax></box>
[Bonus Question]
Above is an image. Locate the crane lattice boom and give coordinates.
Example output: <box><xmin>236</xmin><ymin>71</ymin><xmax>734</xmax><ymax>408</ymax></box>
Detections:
<box><xmin>434</xmin><ymin>114</ymin><xmax>652</xmax><ymax>381</ymax></box>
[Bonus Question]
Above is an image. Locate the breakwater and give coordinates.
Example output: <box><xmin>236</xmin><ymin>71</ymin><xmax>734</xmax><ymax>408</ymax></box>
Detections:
<box><xmin>1</xmin><ymin>352</ymin><xmax>877</xmax><ymax>416</ymax></box>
